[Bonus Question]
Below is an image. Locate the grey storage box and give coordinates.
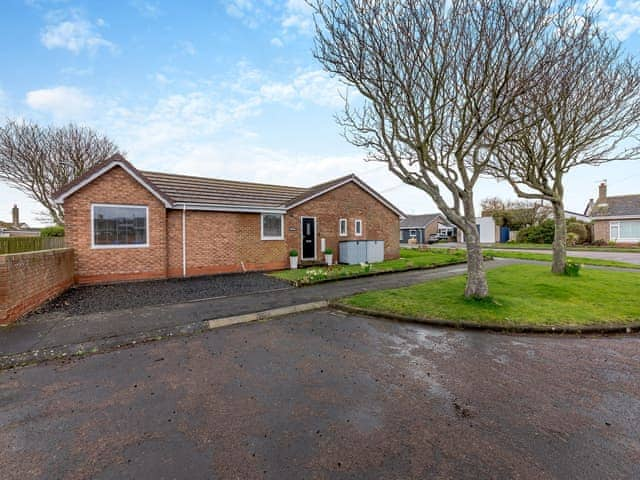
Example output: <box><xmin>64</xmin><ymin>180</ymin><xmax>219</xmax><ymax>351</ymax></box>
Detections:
<box><xmin>339</xmin><ymin>240</ymin><xmax>385</xmax><ymax>265</ymax></box>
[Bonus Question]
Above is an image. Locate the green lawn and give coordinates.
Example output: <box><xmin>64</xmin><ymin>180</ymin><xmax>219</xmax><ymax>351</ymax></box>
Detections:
<box><xmin>270</xmin><ymin>248</ymin><xmax>467</xmax><ymax>284</ymax></box>
<box><xmin>339</xmin><ymin>265</ymin><xmax>640</xmax><ymax>326</ymax></box>
<box><xmin>484</xmin><ymin>249</ymin><xmax>640</xmax><ymax>269</ymax></box>
<box><xmin>486</xmin><ymin>243</ymin><xmax>640</xmax><ymax>253</ymax></box>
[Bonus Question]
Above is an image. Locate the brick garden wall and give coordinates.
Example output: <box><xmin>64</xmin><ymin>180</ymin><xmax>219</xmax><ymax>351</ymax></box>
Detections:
<box><xmin>0</xmin><ymin>248</ymin><xmax>74</xmax><ymax>325</ymax></box>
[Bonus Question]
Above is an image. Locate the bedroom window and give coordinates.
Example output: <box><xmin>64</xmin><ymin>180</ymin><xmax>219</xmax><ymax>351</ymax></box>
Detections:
<box><xmin>355</xmin><ymin>219</ymin><xmax>363</xmax><ymax>236</ymax></box>
<box><xmin>339</xmin><ymin>218</ymin><xmax>348</xmax><ymax>236</ymax></box>
<box><xmin>261</xmin><ymin>213</ymin><xmax>284</xmax><ymax>240</ymax></box>
<box><xmin>92</xmin><ymin>204</ymin><xmax>148</xmax><ymax>248</ymax></box>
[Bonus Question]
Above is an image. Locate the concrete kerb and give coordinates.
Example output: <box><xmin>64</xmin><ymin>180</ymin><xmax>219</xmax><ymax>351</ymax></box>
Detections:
<box><xmin>0</xmin><ymin>301</ymin><xmax>329</xmax><ymax>370</ymax></box>
<box><xmin>331</xmin><ymin>302</ymin><xmax>640</xmax><ymax>336</ymax></box>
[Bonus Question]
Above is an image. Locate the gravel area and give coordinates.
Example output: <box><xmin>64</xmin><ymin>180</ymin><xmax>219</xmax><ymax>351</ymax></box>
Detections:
<box><xmin>28</xmin><ymin>272</ymin><xmax>291</xmax><ymax>317</ymax></box>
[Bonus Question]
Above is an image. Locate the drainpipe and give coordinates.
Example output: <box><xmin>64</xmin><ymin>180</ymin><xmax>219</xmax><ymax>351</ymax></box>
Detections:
<box><xmin>182</xmin><ymin>204</ymin><xmax>187</xmax><ymax>278</ymax></box>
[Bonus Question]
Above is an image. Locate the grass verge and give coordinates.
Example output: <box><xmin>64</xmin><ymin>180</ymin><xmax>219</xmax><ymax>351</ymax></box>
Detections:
<box><xmin>270</xmin><ymin>248</ymin><xmax>467</xmax><ymax>285</ymax></box>
<box><xmin>486</xmin><ymin>243</ymin><xmax>640</xmax><ymax>253</ymax></box>
<box><xmin>484</xmin><ymin>249</ymin><xmax>640</xmax><ymax>269</ymax></box>
<box><xmin>338</xmin><ymin>264</ymin><xmax>640</xmax><ymax>327</ymax></box>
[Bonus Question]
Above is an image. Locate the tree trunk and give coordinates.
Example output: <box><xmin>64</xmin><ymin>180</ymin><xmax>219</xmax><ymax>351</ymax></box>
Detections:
<box><xmin>462</xmin><ymin>224</ymin><xmax>489</xmax><ymax>298</ymax></box>
<box><xmin>551</xmin><ymin>200</ymin><xmax>567</xmax><ymax>274</ymax></box>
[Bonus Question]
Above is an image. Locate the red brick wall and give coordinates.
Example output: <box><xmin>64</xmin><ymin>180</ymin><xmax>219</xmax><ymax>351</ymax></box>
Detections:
<box><xmin>287</xmin><ymin>182</ymin><xmax>400</xmax><ymax>262</ymax></box>
<box><xmin>166</xmin><ymin>210</ymin><xmax>287</xmax><ymax>277</ymax></box>
<box><xmin>0</xmin><ymin>248</ymin><xmax>74</xmax><ymax>325</ymax></box>
<box><xmin>64</xmin><ymin>166</ymin><xmax>168</xmax><ymax>284</ymax></box>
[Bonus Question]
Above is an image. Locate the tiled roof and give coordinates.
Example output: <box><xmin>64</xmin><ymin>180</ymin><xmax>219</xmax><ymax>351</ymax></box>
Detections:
<box><xmin>283</xmin><ymin>174</ymin><xmax>353</xmax><ymax>208</ymax></box>
<box><xmin>55</xmin><ymin>154</ymin><xmax>404</xmax><ymax>216</ymax></box>
<box><xmin>142</xmin><ymin>171</ymin><xmax>307</xmax><ymax>209</ymax></box>
<box><xmin>400</xmin><ymin>213</ymin><xmax>448</xmax><ymax>229</ymax></box>
<box><xmin>591</xmin><ymin>194</ymin><xmax>640</xmax><ymax>217</ymax></box>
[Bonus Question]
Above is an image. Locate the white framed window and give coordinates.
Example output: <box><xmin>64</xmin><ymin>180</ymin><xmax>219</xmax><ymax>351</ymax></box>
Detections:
<box><xmin>355</xmin><ymin>219</ymin><xmax>363</xmax><ymax>236</ymax></box>
<box><xmin>91</xmin><ymin>204</ymin><xmax>149</xmax><ymax>249</ymax></box>
<box><xmin>339</xmin><ymin>218</ymin><xmax>348</xmax><ymax>236</ymax></box>
<box><xmin>610</xmin><ymin>222</ymin><xmax>619</xmax><ymax>240</ymax></box>
<box><xmin>409</xmin><ymin>229</ymin><xmax>417</xmax><ymax>238</ymax></box>
<box><xmin>261</xmin><ymin>213</ymin><xmax>284</xmax><ymax>240</ymax></box>
<box><xmin>615</xmin><ymin>220</ymin><xmax>640</xmax><ymax>240</ymax></box>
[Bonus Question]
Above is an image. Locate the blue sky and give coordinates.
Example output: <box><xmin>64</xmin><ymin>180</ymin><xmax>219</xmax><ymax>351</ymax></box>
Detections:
<box><xmin>1</xmin><ymin>0</ymin><xmax>640</xmax><ymax>226</ymax></box>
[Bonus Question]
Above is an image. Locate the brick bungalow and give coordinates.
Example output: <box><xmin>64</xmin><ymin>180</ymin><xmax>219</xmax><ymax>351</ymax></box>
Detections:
<box><xmin>54</xmin><ymin>154</ymin><xmax>403</xmax><ymax>284</ymax></box>
<box><xmin>585</xmin><ymin>181</ymin><xmax>640</xmax><ymax>245</ymax></box>
<box><xmin>399</xmin><ymin>213</ymin><xmax>455</xmax><ymax>244</ymax></box>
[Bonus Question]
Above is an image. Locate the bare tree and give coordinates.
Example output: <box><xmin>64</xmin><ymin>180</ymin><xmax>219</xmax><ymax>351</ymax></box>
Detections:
<box><xmin>311</xmin><ymin>0</ymin><xmax>561</xmax><ymax>298</ymax></box>
<box><xmin>481</xmin><ymin>197</ymin><xmax>552</xmax><ymax>230</ymax></box>
<box><xmin>489</xmin><ymin>6</ymin><xmax>640</xmax><ymax>273</ymax></box>
<box><xmin>0</xmin><ymin>120</ymin><xmax>120</xmax><ymax>225</ymax></box>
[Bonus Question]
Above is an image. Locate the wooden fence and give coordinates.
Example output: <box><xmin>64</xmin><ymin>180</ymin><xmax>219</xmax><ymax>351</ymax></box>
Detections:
<box><xmin>0</xmin><ymin>236</ymin><xmax>65</xmax><ymax>254</ymax></box>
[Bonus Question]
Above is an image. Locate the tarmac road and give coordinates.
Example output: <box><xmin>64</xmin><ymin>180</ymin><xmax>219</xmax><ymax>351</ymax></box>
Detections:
<box><xmin>1</xmin><ymin>309</ymin><xmax>639</xmax><ymax>479</ymax></box>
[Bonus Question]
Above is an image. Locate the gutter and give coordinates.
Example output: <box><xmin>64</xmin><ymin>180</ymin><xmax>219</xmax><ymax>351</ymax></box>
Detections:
<box><xmin>172</xmin><ymin>203</ymin><xmax>286</xmax><ymax>214</ymax></box>
<box><xmin>182</xmin><ymin>204</ymin><xmax>186</xmax><ymax>278</ymax></box>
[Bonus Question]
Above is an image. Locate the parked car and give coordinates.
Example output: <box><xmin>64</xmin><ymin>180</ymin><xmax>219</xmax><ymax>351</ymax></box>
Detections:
<box><xmin>427</xmin><ymin>233</ymin><xmax>441</xmax><ymax>244</ymax></box>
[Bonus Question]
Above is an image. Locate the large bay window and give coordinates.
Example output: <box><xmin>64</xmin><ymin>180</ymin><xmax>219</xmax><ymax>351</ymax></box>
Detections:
<box><xmin>92</xmin><ymin>204</ymin><xmax>148</xmax><ymax>248</ymax></box>
<box><xmin>261</xmin><ymin>213</ymin><xmax>284</xmax><ymax>240</ymax></box>
<box><xmin>610</xmin><ymin>220</ymin><xmax>640</xmax><ymax>241</ymax></box>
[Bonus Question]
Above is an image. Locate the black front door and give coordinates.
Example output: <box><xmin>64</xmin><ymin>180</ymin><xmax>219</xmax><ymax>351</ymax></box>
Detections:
<box><xmin>302</xmin><ymin>218</ymin><xmax>315</xmax><ymax>259</ymax></box>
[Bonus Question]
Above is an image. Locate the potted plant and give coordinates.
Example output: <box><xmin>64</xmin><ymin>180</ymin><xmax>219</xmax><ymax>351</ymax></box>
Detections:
<box><xmin>289</xmin><ymin>249</ymin><xmax>299</xmax><ymax>269</ymax></box>
<box><xmin>324</xmin><ymin>247</ymin><xmax>333</xmax><ymax>266</ymax></box>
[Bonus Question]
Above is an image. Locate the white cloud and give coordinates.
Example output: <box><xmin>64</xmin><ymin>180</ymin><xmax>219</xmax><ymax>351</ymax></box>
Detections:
<box><xmin>270</xmin><ymin>37</ymin><xmax>284</xmax><ymax>47</ymax></box>
<box><xmin>25</xmin><ymin>86</ymin><xmax>94</xmax><ymax>119</ymax></box>
<box><xmin>40</xmin><ymin>12</ymin><xmax>116</xmax><ymax>54</ymax></box>
<box><xmin>153</xmin><ymin>73</ymin><xmax>172</xmax><ymax>85</ymax></box>
<box><xmin>130</xmin><ymin>0</ymin><xmax>162</xmax><ymax>18</ymax></box>
<box><xmin>260</xmin><ymin>70</ymin><xmax>346</xmax><ymax>108</ymax></box>
<box><xmin>594</xmin><ymin>0</ymin><xmax>640</xmax><ymax>40</ymax></box>
<box><xmin>281</xmin><ymin>0</ymin><xmax>313</xmax><ymax>35</ymax></box>
<box><xmin>177</xmin><ymin>40</ymin><xmax>197</xmax><ymax>56</ymax></box>
<box><xmin>224</xmin><ymin>0</ymin><xmax>265</xmax><ymax>29</ymax></box>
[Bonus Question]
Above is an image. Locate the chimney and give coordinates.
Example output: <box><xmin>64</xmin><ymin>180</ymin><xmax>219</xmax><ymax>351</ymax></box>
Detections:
<box><xmin>598</xmin><ymin>181</ymin><xmax>607</xmax><ymax>202</ymax></box>
<box><xmin>11</xmin><ymin>204</ymin><xmax>19</xmax><ymax>227</ymax></box>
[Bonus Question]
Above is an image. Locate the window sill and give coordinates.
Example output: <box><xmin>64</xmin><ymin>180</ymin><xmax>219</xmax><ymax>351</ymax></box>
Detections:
<box><xmin>91</xmin><ymin>244</ymin><xmax>150</xmax><ymax>249</ymax></box>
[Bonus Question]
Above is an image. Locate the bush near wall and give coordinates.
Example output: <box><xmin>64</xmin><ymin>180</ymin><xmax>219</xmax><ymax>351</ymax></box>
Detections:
<box><xmin>40</xmin><ymin>226</ymin><xmax>65</xmax><ymax>237</ymax></box>
<box><xmin>517</xmin><ymin>218</ymin><xmax>591</xmax><ymax>245</ymax></box>
<box><xmin>0</xmin><ymin>236</ymin><xmax>65</xmax><ymax>254</ymax></box>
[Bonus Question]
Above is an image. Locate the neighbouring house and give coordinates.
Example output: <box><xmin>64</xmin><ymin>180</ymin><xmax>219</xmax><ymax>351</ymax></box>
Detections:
<box><xmin>399</xmin><ymin>213</ymin><xmax>455</xmax><ymax>244</ymax></box>
<box><xmin>0</xmin><ymin>205</ymin><xmax>40</xmax><ymax>237</ymax></box>
<box><xmin>54</xmin><ymin>154</ymin><xmax>403</xmax><ymax>284</ymax></box>
<box><xmin>585</xmin><ymin>181</ymin><xmax>640</xmax><ymax>244</ymax></box>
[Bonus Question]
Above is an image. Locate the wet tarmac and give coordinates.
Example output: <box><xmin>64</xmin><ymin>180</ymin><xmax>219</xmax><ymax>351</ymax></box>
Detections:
<box><xmin>1</xmin><ymin>309</ymin><xmax>638</xmax><ymax>479</ymax></box>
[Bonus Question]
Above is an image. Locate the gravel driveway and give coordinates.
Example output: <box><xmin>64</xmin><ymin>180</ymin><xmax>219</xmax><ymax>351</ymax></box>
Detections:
<box><xmin>2</xmin><ymin>310</ymin><xmax>638</xmax><ymax>479</ymax></box>
<box><xmin>28</xmin><ymin>272</ymin><xmax>290</xmax><ymax>317</ymax></box>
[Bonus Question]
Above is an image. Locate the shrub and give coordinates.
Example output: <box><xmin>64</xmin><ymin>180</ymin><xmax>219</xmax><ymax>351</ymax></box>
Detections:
<box><xmin>517</xmin><ymin>219</ymin><xmax>555</xmax><ymax>243</ymax></box>
<box><xmin>40</xmin><ymin>226</ymin><xmax>64</xmax><ymax>237</ymax></box>
<box><xmin>566</xmin><ymin>232</ymin><xmax>579</xmax><ymax>247</ymax></box>
<box><xmin>567</xmin><ymin>221</ymin><xmax>589</xmax><ymax>244</ymax></box>
<box><xmin>324</xmin><ymin>247</ymin><xmax>333</xmax><ymax>254</ymax></box>
<box><xmin>591</xmin><ymin>239</ymin><xmax>607</xmax><ymax>247</ymax></box>
<box><xmin>289</xmin><ymin>249</ymin><xmax>298</xmax><ymax>257</ymax></box>
<box><xmin>564</xmin><ymin>261</ymin><xmax>581</xmax><ymax>276</ymax></box>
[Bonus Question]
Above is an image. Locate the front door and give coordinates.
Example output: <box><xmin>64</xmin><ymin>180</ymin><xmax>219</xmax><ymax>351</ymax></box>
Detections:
<box><xmin>302</xmin><ymin>217</ymin><xmax>315</xmax><ymax>260</ymax></box>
